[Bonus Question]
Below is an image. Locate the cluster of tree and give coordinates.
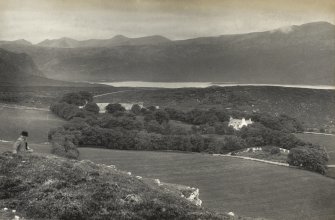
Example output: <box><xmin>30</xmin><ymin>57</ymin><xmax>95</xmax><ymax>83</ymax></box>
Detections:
<box><xmin>60</xmin><ymin>91</ymin><xmax>93</xmax><ymax>106</ymax></box>
<box><xmin>105</xmin><ymin>103</ymin><xmax>126</xmax><ymax>114</ymax></box>
<box><xmin>99</xmin><ymin>114</ymin><xmax>143</xmax><ymax>131</ymax></box>
<box><xmin>238</xmin><ymin>123</ymin><xmax>304</xmax><ymax>150</ymax></box>
<box><xmin>191</xmin><ymin>122</ymin><xmax>235</xmax><ymax>135</ymax></box>
<box><xmin>144</xmin><ymin>120</ymin><xmax>188</xmax><ymax>135</ymax></box>
<box><xmin>164</xmin><ymin>108</ymin><xmax>229</xmax><ymax>125</ymax></box>
<box><xmin>51</xmin><ymin>122</ymin><xmax>246</xmax><ymax>154</ymax></box>
<box><xmin>250</xmin><ymin>113</ymin><xmax>304</xmax><ymax>133</ymax></box>
<box><xmin>287</xmin><ymin>145</ymin><xmax>329</xmax><ymax>174</ymax></box>
<box><xmin>50</xmin><ymin>102</ymin><xmax>97</xmax><ymax>121</ymax></box>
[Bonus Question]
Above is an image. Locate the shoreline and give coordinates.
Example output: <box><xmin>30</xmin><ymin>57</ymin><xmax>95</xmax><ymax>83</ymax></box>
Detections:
<box><xmin>89</xmin><ymin>81</ymin><xmax>335</xmax><ymax>90</ymax></box>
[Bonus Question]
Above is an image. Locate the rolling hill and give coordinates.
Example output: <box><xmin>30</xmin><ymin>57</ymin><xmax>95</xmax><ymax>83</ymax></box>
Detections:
<box><xmin>0</xmin><ymin>21</ymin><xmax>334</xmax><ymax>85</ymax></box>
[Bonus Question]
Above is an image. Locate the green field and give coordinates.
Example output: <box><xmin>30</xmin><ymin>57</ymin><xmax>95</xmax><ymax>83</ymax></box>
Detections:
<box><xmin>295</xmin><ymin>133</ymin><xmax>335</xmax><ymax>164</ymax></box>
<box><xmin>78</xmin><ymin>148</ymin><xmax>335</xmax><ymax>220</ymax></box>
<box><xmin>0</xmin><ymin>106</ymin><xmax>65</xmax><ymax>143</ymax></box>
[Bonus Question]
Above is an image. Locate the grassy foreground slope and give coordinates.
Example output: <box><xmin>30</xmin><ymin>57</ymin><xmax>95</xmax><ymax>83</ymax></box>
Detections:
<box><xmin>80</xmin><ymin>148</ymin><xmax>335</xmax><ymax>220</ymax></box>
<box><xmin>0</xmin><ymin>152</ymin><xmax>239</xmax><ymax>220</ymax></box>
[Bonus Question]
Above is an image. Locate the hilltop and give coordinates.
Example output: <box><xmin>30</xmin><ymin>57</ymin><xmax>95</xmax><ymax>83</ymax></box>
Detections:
<box><xmin>0</xmin><ymin>152</ymin><xmax>250</xmax><ymax>220</ymax></box>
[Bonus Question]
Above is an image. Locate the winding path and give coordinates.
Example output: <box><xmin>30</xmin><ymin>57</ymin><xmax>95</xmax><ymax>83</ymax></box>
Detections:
<box><xmin>93</xmin><ymin>88</ymin><xmax>157</xmax><ymax>98</ymax></box>
<box><xmin>93</xmin><ymin>90</ymin><xmax>135</xmax><ymax>98</ymax></box>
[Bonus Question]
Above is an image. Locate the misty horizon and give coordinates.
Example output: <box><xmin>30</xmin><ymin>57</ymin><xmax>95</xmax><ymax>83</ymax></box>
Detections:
<box><xmin>1</xmin><ymin>0</ymin><xmax>334</xmax><ymax>44</ymax></box>
<box><xmin>1</xmin><ymin>20</ymin><xmax>334</xmax><ymax>44</ymax></box>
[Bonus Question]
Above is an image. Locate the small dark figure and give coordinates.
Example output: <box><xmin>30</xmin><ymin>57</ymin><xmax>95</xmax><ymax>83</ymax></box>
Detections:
<box><xmin>12</xmin><ymin>131</ymin><xmax>33</xmax><ymax>154</ymax></box>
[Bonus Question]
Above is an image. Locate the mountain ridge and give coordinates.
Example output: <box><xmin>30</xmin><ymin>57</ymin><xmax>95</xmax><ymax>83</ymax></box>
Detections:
<box><xmin>0</xmin><ymin>21</ymin><xmax>334</xmax><ymax>85</ymax></box>
<box><xmin>36</xmin><ymin>35</ymin><xmax>171</xmax><ymax>48</ymax></box>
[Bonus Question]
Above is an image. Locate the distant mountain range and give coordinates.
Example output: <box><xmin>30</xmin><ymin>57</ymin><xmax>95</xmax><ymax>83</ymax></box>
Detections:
<box><xmin>0</xmin><ymin>21</ymin><xmax>334</xmax><ymax>85</ymax></box>
<box><xmin>37</xmin><ymin>35</ymin><xmax>171</xmax><ymax>48</ymax></box>
<box><xmin>0</xmin><ymin>39</ymin><xmax>32</xmax><ymax>46</ymax></box>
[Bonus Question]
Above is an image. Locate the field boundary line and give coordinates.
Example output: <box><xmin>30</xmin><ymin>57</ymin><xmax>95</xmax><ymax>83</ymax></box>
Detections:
<box><xmin>213</xmin><ymin>154</ymin><xmax>289</xmax><ymax>167</ymax></box>
<box><xmin>303</xmin><ymin>132</ymin><xmax>335</xmax><ymax>136</ymax></box>
<box><xmin>0</xmin><ymin>104</ymin><xmax>49</xmax><ymax>111</ymax></box>
<box><xmin>214</xmin><ymin>154</ymin><xmax>335</xmax><ymax>168</ymax></box>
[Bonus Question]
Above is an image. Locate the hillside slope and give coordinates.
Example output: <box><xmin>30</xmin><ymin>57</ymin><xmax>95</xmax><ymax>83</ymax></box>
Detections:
<box><xmin>0</xmin><ymin>48</ymin><xmax>43</xmax><ymax>79</ymax></box>
<box><xmin>0</xmin><ymin>48</ymin><xmax>109</xmax><ymax>87</ymax></box>
<box><xmin>1</xmin><ymin>21</ymin><xmax>333</xmax><ymax>85</ymax></box>
<box><xmin>0</xmin><ymin>152</ymin><xmax>240</xmax><ymax>220</ymax></box>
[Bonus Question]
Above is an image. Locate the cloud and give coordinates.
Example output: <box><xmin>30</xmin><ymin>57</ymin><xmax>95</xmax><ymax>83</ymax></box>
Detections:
<box><xmin>270</xmin><ymin>25</ymin><xmax>293</xmax><ymax>34</ymax></box>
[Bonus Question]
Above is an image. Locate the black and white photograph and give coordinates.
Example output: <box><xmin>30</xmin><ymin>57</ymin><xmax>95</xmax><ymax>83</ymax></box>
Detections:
<box><xmin>0</xmin><ymin>0</ymin><xmax>334</xmax><ymax>219</ymax></box>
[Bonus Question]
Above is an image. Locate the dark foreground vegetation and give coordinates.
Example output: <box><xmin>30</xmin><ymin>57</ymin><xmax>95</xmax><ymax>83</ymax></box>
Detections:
<box><xmin>49</xmin><ymin>92</ymin><xmax>329</xmax><ymax>174</ymax></box>
<box><xmin>0</xmin><ymin>152</ymin><xmax>241</xmax><ymax>220</ymax></box>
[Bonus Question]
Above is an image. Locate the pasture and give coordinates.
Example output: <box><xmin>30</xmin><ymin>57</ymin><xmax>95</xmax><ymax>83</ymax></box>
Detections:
<box><xmin>79</xmin><ymin>148</ymin><xmax>335</xmax><ymax>220</ymax></box>
<box><xmin>0</xmin><ymin>106</ymin><xmax>65</xmax><ymax>143</ymax></box>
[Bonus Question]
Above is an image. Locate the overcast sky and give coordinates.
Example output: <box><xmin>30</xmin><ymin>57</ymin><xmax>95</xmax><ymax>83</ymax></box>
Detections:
<box><xmin>0</xmin><ymin>0</ymin><xmax>334</xmax><ymax>43</ymax></box>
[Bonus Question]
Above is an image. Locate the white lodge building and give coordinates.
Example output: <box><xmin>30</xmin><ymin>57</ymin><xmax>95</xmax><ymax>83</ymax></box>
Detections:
<box><xmin>228</xmin><ymin>117</ymin><xmax>253</xmax><ymax>130</ymax></box>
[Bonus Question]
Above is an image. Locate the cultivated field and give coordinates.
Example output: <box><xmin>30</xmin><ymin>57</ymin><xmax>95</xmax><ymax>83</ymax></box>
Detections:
<box><xmin>0</xmin><ymin>106</ymin><xmax>65</xmax><ymax>143</ymax></box>
<box><xmin>79</xmin><ymin>148</ymin><xmax>335</xmax><ymax>220</ymax></box>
